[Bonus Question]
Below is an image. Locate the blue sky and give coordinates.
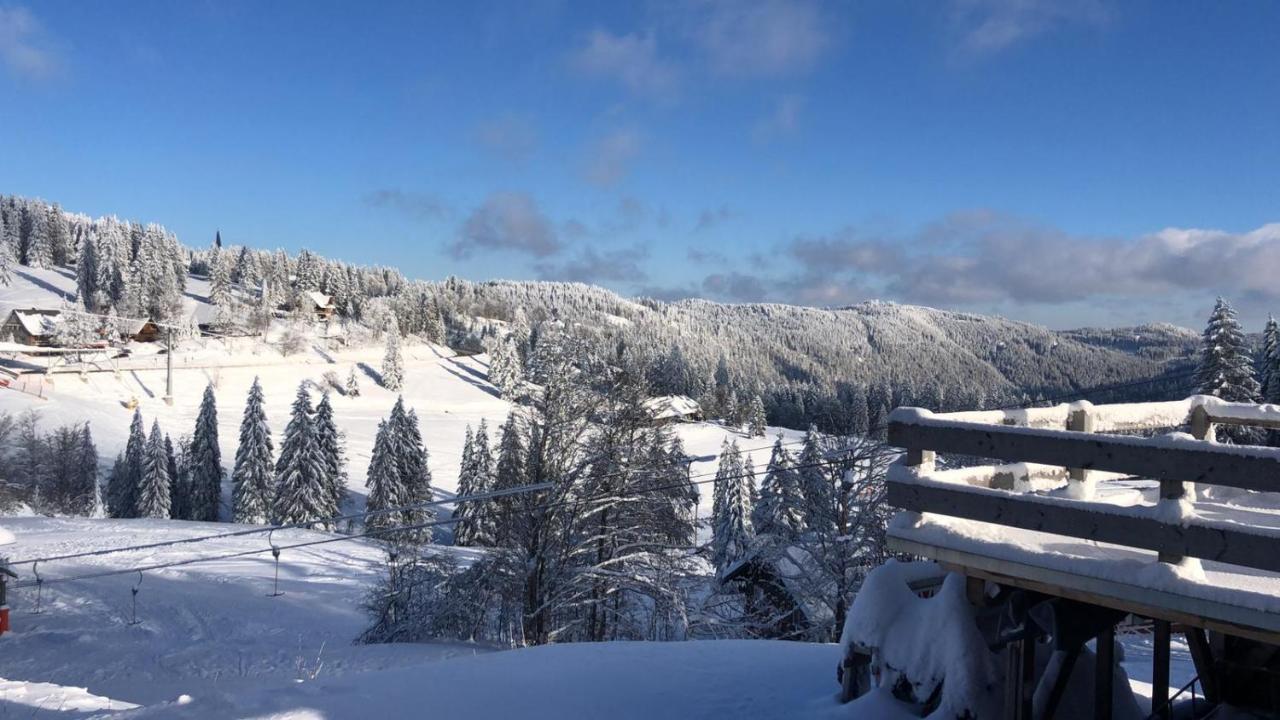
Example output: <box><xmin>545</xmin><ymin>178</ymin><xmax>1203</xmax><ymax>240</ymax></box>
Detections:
<box><xmin>1</xmin><ymin>1</ymin><xmax>1278</xmax><ymax>329</ymax></box>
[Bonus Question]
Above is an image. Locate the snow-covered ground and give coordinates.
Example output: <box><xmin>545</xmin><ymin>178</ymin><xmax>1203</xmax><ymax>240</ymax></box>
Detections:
<box><xmin>0</xmin><ymin>266</ymin><xmax>798</xmax><ymax>522</ymax></box>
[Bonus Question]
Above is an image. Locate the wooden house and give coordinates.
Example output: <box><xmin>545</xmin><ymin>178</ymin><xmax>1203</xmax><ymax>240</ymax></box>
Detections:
<box><xmin>307</xmin><ymin>291</ymin><xmax>336</xmax><ymax>321</ymax></box>
<box><xmin>0</xmin><ymin>308</ymin><xmax>61</xmax><ymax>346</ymax></box>
<box><xmin>642</xmin><ymin>395</ymin><xmax>703</xmax><ymax>424</ymax></box>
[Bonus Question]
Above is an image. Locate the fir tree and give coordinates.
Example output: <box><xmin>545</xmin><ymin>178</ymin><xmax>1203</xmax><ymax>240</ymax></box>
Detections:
<box><xmin>469</xmin><ymin>419</ymin><xmax>496</xmax><ymax>545</ymax></box>
<box><xmin>452</xmin><ymin>426</ymin><xmax>478</xmax><ymax>546</ymax></box>
<box><xmin>274</xmin><ymin>383</ymin><xmax>330</xmax><ymax>526</ymax></box>
<box><xmin>711</xmin><ymin>440</ymin><xmax>754</xmax><ymax>576</ymax></box>
<box><xmin>1262</xmin><ymin>315</ymin><xmax>1280</xmax><ymax>404</ymax></box>
<box><xmin>314</xmin><ymin>391</ymin><xmax>347</xmax><ymax>518</ymax></box>
<box><xmin>489</xmin><ymin>414</ymin><xmax>525</xmax><ymax>545</ymax></box>
<box><xmin>137</xmin><ymin>420</ymin><xmax>172</xmax><ymax>519</ymax></box>
<box><xmin>188</xmin><ymin>384</ymin><xmax>224</xmax><ymax>521</ymax></box>
<box><xmin>1195</xmin><ymin>298</ymin><xmax>1261</xmax><ymax>404</ymax></box>
<box><xmin>165</xmin><ymin>434</ymin><xmax>186</xmax><ymax>519</ymax></box>
<box><xmin>748</xmin><ymin>394</ymin><xmax>767</xmax><ymax>437</ymax></box>
<box><xmin>72</xmin><ymin>423</ymin><xmax>99</xmax><ymax>516</ymax></box>
<box><xmin>108</xmin><ymin>409</ymin><xmax>146</xmax><ymax>518</ymax></box>
<box><xmin>232</xmin><ymin>377</ymin><xmax>275</xmax><ymax>524</ymax></box>
<box><xmin>365</xmin><ymin>418</ymin><xmax>405</xmax><ymax>536</ymax></box>
<box><xmin>753</xmin><ymin>435</ymin><xmax>805</xmax><ymax>539</ymax></box>
<box><xmin>797</xmin><ymin>426</ymin><xmax>834</xmax><ymax>534</ymax></box>
<box><xmin>345</xmin><ymin>366</ymin><xmax>361</xmax><ymax>397</ymax></box>
<box><xmin>383</xmin><ymin>317</ymin><xmax>404</xmax><ymax>391</ymax></box>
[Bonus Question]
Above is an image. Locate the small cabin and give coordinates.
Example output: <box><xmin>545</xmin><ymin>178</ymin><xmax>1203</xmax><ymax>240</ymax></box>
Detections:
<box><xmin>307</xmin><ymin>291</ymin><xmax>336</xmax><ymax>321</ymax></box>
<box><xmin>124</xmin><ymin>318</ymin><xmax>162</xmax><ymax>343</ymax></box>
<box><xmin>643</xmin><ymin>395</ymin><xmax>702</xmax><ymax>424</ymax></box>
<box><xmin>0</xmin><ymin>309</ymin><xmax>61</xmax><ymax>346</ymax></box>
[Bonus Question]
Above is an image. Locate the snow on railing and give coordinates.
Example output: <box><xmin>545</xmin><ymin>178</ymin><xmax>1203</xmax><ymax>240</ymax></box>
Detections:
<box><xmin>886</xmin><ymin>398</ymin><xmax>1280</xmax><ymax>575</ymax></box>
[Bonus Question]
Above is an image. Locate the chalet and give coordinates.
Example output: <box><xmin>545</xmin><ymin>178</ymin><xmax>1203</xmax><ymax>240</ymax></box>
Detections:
<box><xmin>721</xmin><ymin>544</ymin><xmax>818</xmax><ymax>641</ymax></box>
<box><xmin>0</xmin><ymin>308</ymin><xmax>61</xmax><ymax>346</ymax></box>
<box><xmin>123</xmin><ymin>318</ymin><xmax>162</xmax><ymax>343</ymax></box>
<box><xmin>307</xmin><ymin>291</ymin><xmax>336</xmax><ymax>321</ymax></box>
<box><xmin>643</xmin><ymin>395</ymin><xmax>702</xmax><ymax>424</ymax></box>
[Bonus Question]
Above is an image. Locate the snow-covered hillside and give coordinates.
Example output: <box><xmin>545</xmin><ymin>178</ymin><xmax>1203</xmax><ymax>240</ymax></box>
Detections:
<box><xmin>0</xmin><ymin>267</ymin><xmax>796</xmax><ymax>520</ymax></box>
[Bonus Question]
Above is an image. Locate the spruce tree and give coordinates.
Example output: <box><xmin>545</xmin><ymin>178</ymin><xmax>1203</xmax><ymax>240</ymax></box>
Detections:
<box><xmin>365</xmin><ymin>418</ymin><xmax>405</xmax><ymax>535</ymax></box>
<box><xmin>711</xmin><ymin>440</ymin><xmax>754</xmax><ymax>576</ymax></box>
<box><xmin>314</xmin><ymin>391</ymin><xmax>347</xmax><ymax>518</ymax></box>
<box><xmin>1195</xmin><ymin>298</ymin><xmax>1261</xmax><ymax>404</ymax></box>
<box><xmin>1262</xmin><ymin>315</ymin><xmax>1280</xmax><ymax>404</ymax></box>
<box><xmin>71</xmin><ymin>422</ymin><xmax>99</xmax><ymax>516</ymax></box>
<box><xmin>753</xmin><ymin>435</ymin><xmax>805</xmax><ymax>539</ymax></box>
<box><xmin>490</xmin><ymin>414</ymin><xmax>525</xmax><ymax>545</ymax></box>
<box><xmin>345</xmin><ymin>366</ymin><xmax>361</xmax><ymax>397</ymax></box>
<box><xmin>797</xmin><ymin>426</ymin><xmax>834</xmax><ymax>534</ymax></box>
<box><xmin>137</xmin><ymin>421</ymin><xmax>172</xmax><ymax>519</ymax></box>
<box><xmin>188</xmin><ymin>384</ymin><xmax>224</xmax><ymax>521</ymax></box>
<box><xmin>453</xmin><ymin>426</ymin><xmax>478</xmax><ymax>545</ymax></box>
<box><xmin>232</xmin><ymin>377</ymin><xmax>275</xmax><ymax>524</ymax></box>
<box><xmin>469</xmin><ymin>419</ymin><xmax>496</xmax><ymax>545</ymax></box>
<box><xmin>274</xmin><ymin>383</ymin><xmax>330</xmax><ymax>526</ymax></box>
<box><xmin>165</xmin><ymin>434</ymin><xmax>186</xmax><ymax>519</ymax></box>
<box><xmin>748</xmin><ymin>394</ymin><xmax>767</xmax><ymax>437</ymax></box>
<box><xmin>108</xmin><ymin>409</ymin><xmax>146</xmax><ymax>518</ymax></box>
<box><xmin>383</xmin><ymin>318</ymin><xmax>404</xmax><ymax>391</ymax></box>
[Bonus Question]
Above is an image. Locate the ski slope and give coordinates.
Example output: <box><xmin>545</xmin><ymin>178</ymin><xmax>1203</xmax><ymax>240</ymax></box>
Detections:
<box><xmin>0</xmin><ymin>266</ymin><xmax>799</xmax><ymax>522</ymax></box>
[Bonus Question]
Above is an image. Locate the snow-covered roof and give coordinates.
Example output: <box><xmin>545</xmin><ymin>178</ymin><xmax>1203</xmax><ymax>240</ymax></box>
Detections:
<box><xmin>9</xmin><ymin>309</ymin><xmax>62</xmax><ymax>336</ymax></box>
<box><xmin>307</xmin><ymin>291</ymin><xmax>334</xmax><ymax>309</ymax></box>
<box><xmin>643</xmin><ymin>395</ymin><xmax>700</xmax><ymax>419</ymax></box>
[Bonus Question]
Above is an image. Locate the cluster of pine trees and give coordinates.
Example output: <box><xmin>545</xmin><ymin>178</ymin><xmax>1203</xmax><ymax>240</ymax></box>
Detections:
<box><xmin>0</xmin><ymin>412</ymin><xmax>100</xmax><ymax>516</ymax></box>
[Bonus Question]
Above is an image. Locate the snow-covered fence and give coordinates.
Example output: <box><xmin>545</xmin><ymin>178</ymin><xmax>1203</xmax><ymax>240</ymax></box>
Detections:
<box><xmin>886</xmin><ymin>397</ymin><xmax>1280</xmax><ymax>576</ymax></box>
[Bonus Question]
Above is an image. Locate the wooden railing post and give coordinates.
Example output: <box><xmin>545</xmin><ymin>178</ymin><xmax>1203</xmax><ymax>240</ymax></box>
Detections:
<box><xmin>1158</xmin><ymin>406</ymin><xmax>1213</xmax><ymax>564</ymax></box>
<box><xmin>905</xmin><ymin>447</ymin><xmax>935</xmax><ymax>472</ymax></box>
<box><xmin>1066</xmin><ymin>406</ymin><xmax>1095</xmax><ymax>499</ymax></box>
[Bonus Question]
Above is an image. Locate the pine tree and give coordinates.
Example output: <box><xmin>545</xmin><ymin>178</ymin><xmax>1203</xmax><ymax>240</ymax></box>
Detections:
<box><xmin>753</xmin><ymin>435</ymin><xmax>805</xmax><ymax>539</ymax></box>
<box><xmin>232</xmin><ymin>377</ymin><xmax>276</xmax><ymax>524</ymax></box>
<box><xmin>1262</xmin><ymin>315</ymin><xmax>1280</xmax><ymax>405</ymax></box>
<box><xmin>748</xmin><ymin>394</ymin><xmax>767</xmax><ymax>437</ymax></box>
<box><xmin>108</xmin><ymin>410</ymin><xmax>146</xmax><ymax>518</ymax></box>
<box><xmin>453</xmin><ymin>426</ymin><xmax>479</xmax><ymax>545</ymax></box>
<box><xmin>137</xmin><ymin>421</ymin><xmax>172</xmax><ymax>519</ymax></box>
<box><xmin>797</xmin><ymin>426</ymin><xmax>834</xmax><ymax>534</ymax></box>
<box><xmin>72</xmin><ymin>423</ymin><xmax>99</xmax><ymax>516</ymax></box>
<box><xmin>393</xmin><ymin>402</ymin><xmax>434</xmax><ymax>542</ymax></box>
<box><xmin>365</xmin><ymin>418</ymin><xmax>405</xmax><ymax>536</ymax></box>
<box><xmin>188</xmin><ymin>384</ymin><xmax>224</xmax><ymax>521</ymax></box>
<box><xmin>489</xmin><ymin>414</ymin><xmax>525</xmax><ymax>546</ymax></box>
<box><xmin>314</xmin><ymin>391</ymin><xmax>347</xmax><ymax>519</ymax></box>
<box><xmin>712</xmin><ymin>440</ymin><xmax>754</xmax><ymax>576</ymax></box>
<box><xmin>274</xmin><ymin>383</ymin><xmax>330</xmax><ymax>526</ymax></box>
<box><xmin>1195</xmin><ymin>298</ymin><xmax>1261</xmax><ymax>404</ymax></box>
<box><xmin>165</xmin><ymin>434</ymin><xmax>187</xmax><ymax>519</ymax></box>
<box><xmin>382</xmin><ymin>317</ymin><xmax>404</xmax><ymax>391</ymax></box>
<box><xmin>345</xmin><ymin>366</ymin><xmax>361</xmax><ymax>397</ymax></box>
<box><xmin>469</xmin><ymin>419</ymin><xmax>497</xmax><ymax>545</ymax></box>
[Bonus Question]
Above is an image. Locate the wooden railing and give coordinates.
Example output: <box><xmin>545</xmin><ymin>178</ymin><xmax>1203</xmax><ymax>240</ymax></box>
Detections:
<box><xmin>887</xmin><ymin>397</ymin><xmax>1280</xmax><ymax>574</ymax></box>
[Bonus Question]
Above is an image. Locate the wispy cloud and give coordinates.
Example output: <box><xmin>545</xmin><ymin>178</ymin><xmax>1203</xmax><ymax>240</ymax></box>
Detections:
<box><xmin>753</xmin><ymin>94</ymin><xmax>804</xmax><ymax>141</ymax></box>
<box><xmin>583</xmin><ymin>128</ymin><xmax>642</xmax><ymax>187</ymax></box>
<box><xmin>449</xmin><ymin>192</ymin><xmax>562</xmax><ymax>259</ymax></box>
<box><xmin>364</xmin><ymin>189</ymin><xmax>451</xmax><ymax>222</ymax></box>
<box><xmin>570</xmin><ymin>29</ymin><xmax>680</xmax><ymax>97</ymax></box>
<box><xmin>535</xmin><ymin>245</ymin><xmax>650</xmax><ymax>283</ymax></box>
<box><xmin>0</xmin><ymin>5</ymin><xmax>62</xmax><ymax>80</ymax></box>
<box><xmin>473</xmin><ymin>115</ymin><xmax>538</xmax><ymax>164</ymax></box>
<box><xmin>692</xmin><ymin>205</ymin><xmax>734</xmax><ymax>233</ymax></box>
<box><xmin>691</xmin><ymin>0</ymin><xmax>829</xmax><ymax>77</ymax></box>
<box><xmin>949</xmin><ymin>0</ymin><xmax>1111</xmax><ymax>56</ymax></box>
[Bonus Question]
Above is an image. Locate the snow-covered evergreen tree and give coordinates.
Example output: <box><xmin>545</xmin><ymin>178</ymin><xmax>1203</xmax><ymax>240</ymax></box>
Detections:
<box><xmin>188</xmin><ymin>384</ymin><xmax>224</xmax><ymax>521</ymax></box>
<box><xmin>753</xmin><ymin>435</ymin><xmax>805</xmax><ymax>539</ymax></box>
<box><xmin>72</xmin><ymin>422</ymin><xmax>98</xmax><ymax>516</ymax></box>
<box><xmin>365</xmin><ymin>417</ymin><xmax>405</xmax><ymax>536</ymax></box>
<box><xmin>383</xmin><ymin>316</ymin><xmax>404</xmax><ymax>391</ymax></box>
<box><xmin>747</xmin><ymin>394</ymin><xmax>767</xmax><ymax>437</ymax></box>
<box><xmin>486</xmin><ymin>336</ymin><xmax>523</xmax><ymax>398</ymax></box>
<box><xmin>1262</xmin><ymin>315</ymin><xmax>1280</xmax><ymax>404</ymax></box>
<box><xmin>137</xmin><ymin>420</ymin><xmax>172</xmax><ymax>519</ymax></box>
<box><xmin>452</xmin><ymin>426</ymin><xmax>478</xmax><ymax>546</ymax></box>
<box><xmin>232</xmin><ymin>377</ymin><xmax>275</xmax><ymax>524</ymax></box>
<box><xmin>797</xmin><ymin>426</ymin><xmax>834</xmax><ymax>534</ymax></box>
<box><xmin>711</xmin><ymin>440</ymin><xmax>754</xmax><ymax>576</ymax></box>
<box><xmin>274</xmin><ymin>383</ymin><xmax>330</xmax><ymax>526</ymax></box>
<box><xmin>165</xmin><ymin>434</ymin><xmax>188</xmax><ymax>520</ymax></box>
<box><xmin>108</xmin><ymin>409</ymin><xmax>146</xmax><ymax>518</ymax></box>
<box><xmin>1195</xmin><ymin>298</ymin><xmax>1260</xmax><ymax>404</ymax></box>
<box><xmin>345</xmin><ymin>366</ymin><xmax>361</xmax><ymax>397</ymax></box>
<box><xmin>314</xmin><ymin>391</ymin><xmax>347</xmax><ymax>518</ymax></box>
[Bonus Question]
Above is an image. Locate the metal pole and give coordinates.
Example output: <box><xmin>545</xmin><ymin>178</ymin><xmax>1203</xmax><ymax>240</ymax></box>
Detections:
<box><xmin>164</xmin><ymin>326</ymin><xmax>174</xmax><ymax>406</ymax></box>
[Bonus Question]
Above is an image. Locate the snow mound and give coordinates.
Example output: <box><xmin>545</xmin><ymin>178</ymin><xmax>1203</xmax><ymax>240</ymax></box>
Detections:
<box><xmin>0</xmin><ymin>526</ymin><xmax>13</xmax><ymax>546</ymax></box>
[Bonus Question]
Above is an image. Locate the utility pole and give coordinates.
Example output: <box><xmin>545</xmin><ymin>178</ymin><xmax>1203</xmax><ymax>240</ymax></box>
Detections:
<box><xmin>164</xmin><ymin>325</ymin><xmax>174</xmax><ymax>406</ymax></box>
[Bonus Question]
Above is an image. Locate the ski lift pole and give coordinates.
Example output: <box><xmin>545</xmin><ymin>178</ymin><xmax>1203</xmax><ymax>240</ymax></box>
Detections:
<box><xmin>267</xmin><ymin>529</ymin><xmax>283</xmax><ymax>597</ymax></box>
<box><xmin>163</xmin><ymin>326</ymin><xmax>174</xmax><ymax>406</ymax></box>
<box><xmin>31</xmin><ymin>561</ymin><xmax>42</xmax><ymax>615</ymax></box>
<box><xmin>128</xmin><ymin>571</ymin><xmax>143</xmax><ymax>626</ymax></box>
<box><xmin>0</xmin><ymin>557</ymin><xmax>15</xmax><ymax>635</ymax></box>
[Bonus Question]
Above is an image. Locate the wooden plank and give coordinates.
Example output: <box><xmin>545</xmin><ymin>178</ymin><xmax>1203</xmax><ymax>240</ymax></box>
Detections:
<box><xmin>888</xmin><ymin>419</ymin><xmax>1280</xmax><ymax>493</ymax></box>
<box><xmin>1185</xmin><ymin>627</ymin><xmax>1218</xmax><ymax>704</ymax></box>
<box><xmin>886</xmin><ymin>534</ymin><xmax>1280</xmax><ymax>646</ymax></box>
<box><xmin>888</xmin><ymin>480</ymin><xmax>1280</xmax><ymax>574</ymax></box>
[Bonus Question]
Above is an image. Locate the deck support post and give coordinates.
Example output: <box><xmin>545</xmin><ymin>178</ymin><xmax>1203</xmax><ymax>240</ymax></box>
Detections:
<box><xmin>1153</xmin><ymin>619</ymin><xmax>1172</xmax><ymax>719</ymax></box>
<box><xmin>1003</xmin><ymin>635</ymin><xmax>1036</xmax><ymax>720</ymax></box>
<box><xmin>1095</xmin><ymin>624</ymin><xmax>1115</xmax><ymax>720</ymax></box>
<box><xmin>1066</xmin><ymin>407</ymin><xmax>1094</xmax><ymax>497</ymax></box>
<box><xmin>1185</xmin><ymin>627</ymin><xmax>1218</xmax><ymax>704</ymax></box>
<box><xmin>1042</xmin><ymin>647</ymin><xmax>1080</xmax><ymax>720</ymax></box>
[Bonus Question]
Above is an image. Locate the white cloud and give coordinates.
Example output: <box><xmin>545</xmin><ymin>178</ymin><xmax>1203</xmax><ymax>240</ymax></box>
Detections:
<box><xmin>949</xmin><ymin>0</ymin><xmax>1110</xmax><ymax>56</ymax></box>
<box><xmin>570</xmin><ymin>29</ymin><xmax>680</xmax><ymax>97</ymax></box>
<box><xmin>450</xmin><ymin>192</ymin><xmax>562</xmax><ymax>259</ymax></box>
<box><xmin>0</xmin><ymin>5</ymin><xmax>61</xmax><ymax>80</ymax></box>
<box><xmin>693</xmin><ymin>0</ymin><xmax>829</xmax><ymax>77</ymax></box>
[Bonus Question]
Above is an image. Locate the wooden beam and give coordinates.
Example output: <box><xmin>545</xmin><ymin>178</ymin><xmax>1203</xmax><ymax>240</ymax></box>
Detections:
<box><xmin>1095</xmin><ymin>624</ymin><xmax>1115</xmax><ymax>720</ymax></box>
<box><xmin>1185</xmin><ymin>627</ymin><xmax>1219</xmax><ymax>704</ymax></box>
<box><xmin>887</xmin><ymin>419</ymin><xmax>1280</xmax><ymax>493</ymax></box>
<box><xmin>887</xmin><ymin>534</ymin><xmax>1280</xmax><ymax>645</ymax></box>
<box><xmin>1153</xmin><ymin>619</ymin><xmax>1171</xmax><ymax>719</ymax></box>
<box><xmin>887</xmin><ymin>480</ymin><xmax>1280</xmax><ymax>574</ymax></box>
